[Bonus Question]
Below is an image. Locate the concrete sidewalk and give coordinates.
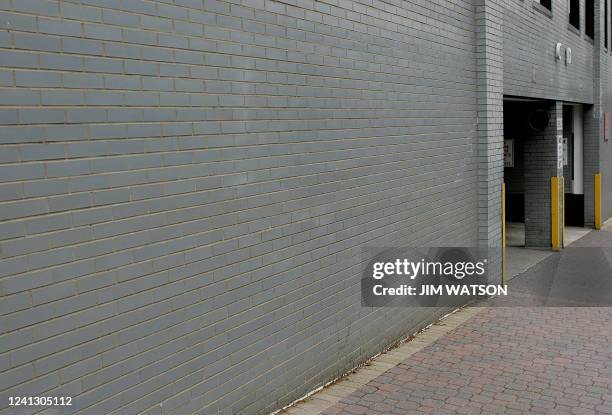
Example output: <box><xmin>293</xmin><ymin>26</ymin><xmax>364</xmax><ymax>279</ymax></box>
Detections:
<box><xmin>281</xmin><ymin>223</ymin><xmax>612</xmax><ymax>415</ymax></box>
<box><xmin>319</xmin><ymin>307</ymin><xmax>612</xmax><ymax>415</ymax></box>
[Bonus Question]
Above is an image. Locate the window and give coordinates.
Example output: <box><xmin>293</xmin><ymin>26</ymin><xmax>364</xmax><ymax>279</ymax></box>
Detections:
<box><xmin>605</xmin><ymin>0</ymin><xmax>609</xmax><ymax>48</ymax></box>
<box><xmin>569</xmin><ymin>0</ymin><xmax>580</xmax><ymax>29</ymax></box>
<box><xmin>586</xmin><ymin>0</ymin><xmax>594</xmax><ymax>39</ymax></box>
<box><xmin>540</xmin><ymin>0</ymin><xmax>552</xmax><ymax>10</ymax></box>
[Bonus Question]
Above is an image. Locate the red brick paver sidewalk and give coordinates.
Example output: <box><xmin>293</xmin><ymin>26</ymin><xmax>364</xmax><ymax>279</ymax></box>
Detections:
<box><xmin>321</xmin><ymin>307</ymin><xmax>612</xmax><ymax>415</ymax></box>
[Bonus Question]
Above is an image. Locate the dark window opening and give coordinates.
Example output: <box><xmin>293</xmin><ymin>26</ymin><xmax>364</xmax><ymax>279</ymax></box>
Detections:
<box><xmin>605</xmin><ymin>0</ymin><xmax>609</xmax><ymax>48</ymax></box>
<box><xmin>540</xmin><ymin>0</ymin><xmax>552</xmax><ymax>10</ymax></box>
<box><xmin>586</xmin><ymin>0</ymin><xmax>595</xmax><ymax>38</ymax></box>
<box><xmin>569</xmin><ymin>0</ymin><xmax>580</xmax><ymax>29</ymax></box>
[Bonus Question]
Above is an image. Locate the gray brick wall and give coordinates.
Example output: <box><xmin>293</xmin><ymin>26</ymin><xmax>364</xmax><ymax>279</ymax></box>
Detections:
<box><xmin>475</xmin><ymin>0</ymin><xmax>504</xmax><ymax>279</ymax></box>
<box><xmin>502</xmin><ymin>0</ymin><xmax>612</xmax><ymax>226</ymax></box>
<box><xmin>584</xmin><ymin>103</ymin><xmax>600</xmax><ymax>227</ymax></box>
<box><xmin>0</xmin><ymin>1</ymin><xmax>481</xmax><ymax>414</ymax></box>
<box><xmin>523</xmin><ymin>102</ymin><xmax>564</xmax><ymax>247</ymax></box>
<box><xmin>584</xmin><ymin>0</ymin><xmax>612</xmax><ymax>226</ymax></box>
<box><xmin>502</xmin><ymin>0</ymin><xmax>595</xmax><ymax>103</ymax></box>
<box><xmin>600</xmin><ymin>0</ymin><xmax>612</xmax><ymax>221</ymax></box>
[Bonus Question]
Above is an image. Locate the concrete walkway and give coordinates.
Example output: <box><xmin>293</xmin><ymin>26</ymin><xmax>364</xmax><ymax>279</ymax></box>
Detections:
<box><xmin>282</xmin><ymin>222</ymin><xmax>612</xmax><ymax>415</ymax></box>
<box><xmin>505</xmin><ymin>224</ymin><xmax>591</xmax><ymax>279</ymax></box>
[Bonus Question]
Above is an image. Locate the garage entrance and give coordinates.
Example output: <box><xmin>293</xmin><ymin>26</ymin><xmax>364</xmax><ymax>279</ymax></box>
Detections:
<box><xmin>503</xmin><ymin>99</ymin><xmax>586</xmax><ymax>250</ymax></box>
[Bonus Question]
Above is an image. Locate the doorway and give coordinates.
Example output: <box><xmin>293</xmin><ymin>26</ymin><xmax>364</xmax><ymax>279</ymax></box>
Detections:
<box><xmin>503</xmin><ymin>100</ymin><xmax>588</xmax><ymax>250</ymax></box>
<box><xmin>562</xmin><ymin>104</ymin><xmax>585</xmax><ymax>227</ymax></box>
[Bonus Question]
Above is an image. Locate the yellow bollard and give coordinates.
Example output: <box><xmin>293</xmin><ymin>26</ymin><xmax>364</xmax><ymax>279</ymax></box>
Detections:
<box><xmin>562</xmin><ymin>176</ymin><xmax>565</xmax><ymax>248</ymax></box>
<box><xmin>595</xmin><ymin>173</ymin><xmax>602</xmax><ymax>230</ymax></box>
<box><xmin>551</xmin><ymin>177</ymin><xmax>560</xmax><ymax>251</ymax></box>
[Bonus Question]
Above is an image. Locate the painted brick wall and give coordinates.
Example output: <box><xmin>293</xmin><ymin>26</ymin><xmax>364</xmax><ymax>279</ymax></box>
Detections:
<box><xmin>602</xmin><ymin>51</ymin><xmax>612</xmax><ymax>221</ymax></box>
<box><xmin>523</xmin><ymin>102</ymin><xmax>564</xmax><ymax>247</ymax></box>
<box><xmin>502</xmin><ymin>0</ymin><xmax>612</xmax><ymax>224</ymax></box>
<box><xmin>474</xmin><ymin>0</ymin><xmax>504</xmax><ymax>283</ymax></box>
<box><xmin>600</xmin><ymin>0</ymin><xmax>612</xmax><ymax>221</ymax></box>
<box><xmin>0</xmin><ymin>0</ymin><xmax>480</xmax><ymax>414</ymax></box>
<box><xmin>502</xmin><ymin>0</ymin><xmax>595</xmax><ymax>103</ymax></box>
<box><xmin>585</xmin><ymin>0</ymin><xmax>612</xmax><ymax>226</ymax></box>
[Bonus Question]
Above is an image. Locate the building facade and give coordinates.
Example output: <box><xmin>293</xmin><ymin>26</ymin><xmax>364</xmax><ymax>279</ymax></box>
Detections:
<box><xmin>0</xmin><ymin>0</ymin><xmax>609</xmax><ymax>414</ymax></box>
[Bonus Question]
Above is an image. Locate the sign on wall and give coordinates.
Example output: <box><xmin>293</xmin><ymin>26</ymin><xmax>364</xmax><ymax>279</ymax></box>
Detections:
<box><xmin>557</xmin><ymin>135</ymin><xmax>563</xmax><ymax>170</ymax></box>
<box><xmin>563</xmin><ymin>137</ymin><xmax>568</xmax><ymax>166</ymax></box>
<box><xmin>605</xmin><ymin>112</ymin><xmax>610</xmax><ymax>141</ymax></box>
<box><xmin>504</xmin><ymin>139</ymin><xmax>514</xmax><ymax>168</ymax></box>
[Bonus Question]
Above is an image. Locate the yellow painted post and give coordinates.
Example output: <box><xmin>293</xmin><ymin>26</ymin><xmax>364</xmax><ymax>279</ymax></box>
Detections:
<box><xmin>595</xmin><ymin>173</ymin><xmax>602</xmax><ymax>230</ymax></box>
<box><xmin>551</xmin><ymin>176</ymin><xmax>560</xmax><ymax>251</ymax></box>
<box><xmin>502</xmin><ymin>182</ymin><xmax>506</xmax><ymax>286</ymax></box>
<box><xmin>562</xmin><ymin>176</ymin><xmax>565</xmax><ymax>248</ymax></box>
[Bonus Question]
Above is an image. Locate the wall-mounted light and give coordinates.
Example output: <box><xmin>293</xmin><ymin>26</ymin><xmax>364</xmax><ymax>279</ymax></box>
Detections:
<box><xmin>555</xmin><ymin>43</ymin><xmax>563</xmax><ymax>60</ymax></box>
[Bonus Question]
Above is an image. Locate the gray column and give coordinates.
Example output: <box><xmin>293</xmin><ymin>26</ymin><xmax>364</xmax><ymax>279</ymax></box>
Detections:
<box><xmin>584</xmin><ymin>105</ymin><xmax>602</xmax><ymax>227</ymax></box>
<box><xmin>475</xmin><ymin>0</ymin><xmax>504</xmax><ymax>280</ymax></box>
<box><xmin>584</xmin><ymin>0</ymin><xmax>603</xmax><ymax>227</ymax></box>
<box><xmin>524</xmin><ymin>102</ymin><xmax>564</xmax><ymax>248</ymax></box>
